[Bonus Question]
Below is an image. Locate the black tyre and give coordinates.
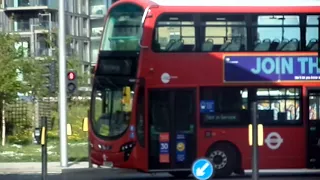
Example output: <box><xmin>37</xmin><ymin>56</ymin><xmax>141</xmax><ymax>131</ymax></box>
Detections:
<box><xmin>169</xmin><ymin>171</ymin><xmax>191</xmax><ymax>178</ymax></box>
<box><xmin>206</xmin><ymin>143</ymin><xmax>238</xmax><ymax>177</ymax></box>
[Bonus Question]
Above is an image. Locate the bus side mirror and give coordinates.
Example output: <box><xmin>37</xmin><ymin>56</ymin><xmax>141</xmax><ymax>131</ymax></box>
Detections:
<box><xmin>82</xmin><ymin>117</ymin><xmax>88</xmax><ymax>132</ymax></box>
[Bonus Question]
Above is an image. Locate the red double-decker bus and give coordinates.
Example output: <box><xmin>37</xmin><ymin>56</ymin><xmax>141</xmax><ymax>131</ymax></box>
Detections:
<box><xmin>88</xmin><ymin>0</ymin><xmax>320</xmax><ymax>178</ymax></box>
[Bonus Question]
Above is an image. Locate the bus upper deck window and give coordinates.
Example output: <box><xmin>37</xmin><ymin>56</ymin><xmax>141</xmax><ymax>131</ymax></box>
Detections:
<box><xmin>100</xmin><ymin>3</ymin><xmax>144</xmax><ymax>51</ymax></box>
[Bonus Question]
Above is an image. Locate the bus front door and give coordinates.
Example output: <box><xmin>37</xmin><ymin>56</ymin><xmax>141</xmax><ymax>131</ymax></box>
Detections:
<box><xmin>148</xmin><ymin>89</ymin><xmax>197</xmax><ymax>171</ymax></box>
<box><xmin>307</xmin><ymin>89</ymin><xmax>320</xmax><ymax>168</ymax></box>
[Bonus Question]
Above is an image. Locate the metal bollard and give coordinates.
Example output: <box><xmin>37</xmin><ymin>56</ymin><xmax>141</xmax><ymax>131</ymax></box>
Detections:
<box><xmin>41</xmin><ymin>116</ymin><xmax>48</xmax><ymax>180</ymax></box>
<box><xmin>251</xmin><ymin>102</ymin><xmax>259</xmax><ymax>180</ymax></box>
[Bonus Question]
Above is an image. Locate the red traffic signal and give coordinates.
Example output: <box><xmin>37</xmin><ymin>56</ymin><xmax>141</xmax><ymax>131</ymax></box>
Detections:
<box><xmin>67</xmin><ymin>71</ymin><xmax>76</xmax><ymax>80</ymax></box>
<box><xmin>67</xmin><ymin>71</ymin><xmax>77</xmax><ymax>95</ymax></box>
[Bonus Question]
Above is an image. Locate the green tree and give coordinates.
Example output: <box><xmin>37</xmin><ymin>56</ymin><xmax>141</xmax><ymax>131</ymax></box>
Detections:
<box><xmin>0</xmin><ymin>33</ymin><xmax>39</xmax><ymax>146</ymax></box>
<box><xmin>28</xmin><ymin>30</ymin><xmax>92</xmax><ymax>97</ymax></box>
<box><xmin>0</xmin><ymin>33</ymin><xmax>32</xmax><ymax>101</ymax></box>
<box><xmin>20</xmin><ymin>29</ymin><xmax>91</xmax><ymax>98</ymax></box>
<box><xmin>20</xmin><ymin>57</ymin><xmax>54</xmax><ymax>97</ymax></box>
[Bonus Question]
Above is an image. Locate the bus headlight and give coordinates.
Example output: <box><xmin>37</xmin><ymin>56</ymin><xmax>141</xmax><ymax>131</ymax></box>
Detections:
<box><xmin>97</xmin><ymin>144</ymin><xmax>112</xmax><ymax>151</ymax></box>
<box><xmin>120</xmin><ymin>142</ymin><xmax>135</xmax><ymax>152</ymax></box>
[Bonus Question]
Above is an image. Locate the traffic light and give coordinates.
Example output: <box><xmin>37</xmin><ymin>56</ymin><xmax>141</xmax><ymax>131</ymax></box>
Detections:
<box><xmin>43</xmin><ymin>62</ymin><xmax>56</xmax><ymax>93</ymax></box>
<box><xmin>67</xmin><ymin>70</ymin><xmax>77</xmax><ymax>95</ymax></box>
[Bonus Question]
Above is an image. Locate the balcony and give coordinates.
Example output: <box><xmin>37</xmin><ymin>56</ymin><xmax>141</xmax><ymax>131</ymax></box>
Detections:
<box><xmin>5</xmin><ymin>0</ymin><xmax>58</xmax><ymax>10</ymax></box>
<box><xmin>38</xmin><ymin>21</ymin><xmax>58</xmax><ymax>30</ymax></box>
<box><xmin>10</xmin><ymin>21</ymin><xmax>57</xmax><ymax>32</ymax></box>
<box><xmin>11</xmin><ymin>21</ymin><xmax>30</xmax><ymax>32</ymax></box>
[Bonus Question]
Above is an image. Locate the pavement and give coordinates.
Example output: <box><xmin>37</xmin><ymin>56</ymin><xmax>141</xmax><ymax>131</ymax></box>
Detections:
<box><xmin>0</xmin><ymin>162</ymin><xmax>90</xmax><ymax>174</ymax></box>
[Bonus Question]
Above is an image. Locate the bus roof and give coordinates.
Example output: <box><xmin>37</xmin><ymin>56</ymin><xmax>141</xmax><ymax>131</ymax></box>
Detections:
<box><xmin>149</xmin><ymin>0</ymin><xmax>320</xmax><ymax>7</ymax></box>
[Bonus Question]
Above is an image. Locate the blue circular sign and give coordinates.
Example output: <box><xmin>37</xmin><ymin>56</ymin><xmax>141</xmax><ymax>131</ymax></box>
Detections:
<box><xmin>192</xmin><ymin>158</ymin><xmax>214</xmax><ymax>180</ymax></box>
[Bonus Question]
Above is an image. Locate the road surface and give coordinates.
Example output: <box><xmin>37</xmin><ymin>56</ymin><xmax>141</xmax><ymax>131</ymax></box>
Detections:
<box><xmin>1</xmin><ymin>162</ymin><xmax>320</xmax><ymax>180</ymax></box>
<box><xmin>1</xmin><ymin>173</ymin><xmax>320</xmax><ymax>180</ymax></box>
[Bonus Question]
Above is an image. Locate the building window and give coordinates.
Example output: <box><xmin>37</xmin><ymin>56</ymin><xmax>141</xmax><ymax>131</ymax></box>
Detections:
<box><xmin>91</xmin><ymin>19</ymin><xmax>103</xmax><ymax>36</ymax></box>
<box><xmin>15</xmin><ymin>17</ymin><xmax>30</xmax><ymax>31</ymax></box>
<box><xmin>200</xmin><ymin>87</ymin><xmax>249</xmax><ymax>126</ymax></box>
<box><xmin>81</xmin><ymin>0</ymin><xmax>87</xmax><ymax>14</ymax></box>
<box><xmin>153</xmin><ymin>14</ymin><xmax>195</xmax><ymax>52</ymax></box>
<box><xmin>91</xmin><ymin>40</ymin><xmax>100</xmax><ymax>63</ymax></box>
<box><xmin>71</xmin><ymin>16</ymin><xmax>75</xmax><ymax>35</ymax></box>
<box><xmin>75</xmin><ymin>17</ymin><xmax>79</xmax><ymax>36</ymax></box>
<box><xmin>83</xmin><ymin>18</ymin><xmax>88</xmax><ymax>36</ymax></box>
<box><xmin>256</xmin><ymin>88</ymin><xmax>301</xmax><ymax>125</ymax></box>
<box><xmin>74</xmin><ymin>0</ymin><xmax>78</xmax><ymax>13</ymax></box>
<box><xmin>83</xmin><ymin>41</ymin><xmax>89</xmax><ymax>62</ymax></box>
<box><xmin>75</xmin><ymin>40</ymin><xmax>79</xmax><ymax>52</ymax></box>
<box><xmin>66</xmin><ymin>16</ymin><xmax>72</xmax><ymax>35</ymax></box>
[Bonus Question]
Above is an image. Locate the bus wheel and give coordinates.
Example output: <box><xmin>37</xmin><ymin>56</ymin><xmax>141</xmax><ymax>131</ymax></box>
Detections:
<box><xmin>206</xmin><ymin>143</ymin><xmax>237</xmax><ymax>177</ymax></box>
<box><xmin>169</xmin><ymin>171</ymin><xmax>190</xmax><ymax>178</ymax></box>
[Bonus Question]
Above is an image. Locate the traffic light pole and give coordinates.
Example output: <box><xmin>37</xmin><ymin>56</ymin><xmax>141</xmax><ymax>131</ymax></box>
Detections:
<box><xmin>58</xmin><ymin>0</ymin><xmax>68</xmax><ymax>167</ymax></box>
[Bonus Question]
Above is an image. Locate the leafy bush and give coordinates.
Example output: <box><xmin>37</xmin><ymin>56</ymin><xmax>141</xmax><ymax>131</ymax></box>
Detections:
<box><xmin>7</xmin><ymin>128</ymin><xmax>33</xmax><ymax>145</ymax></box>
<box><xmin>45</xmin><ymin>101</ymin><xmax>88</xmax><ymax>143</ymax></box>
<box><xmin>47</xmin><ymin>130</ymin><xmax>59</xmax><ymax>141</ymax></box>
<box><xmin>67</xmin><ymin>101</ymin><xmax>88</xmax><ymax>142</ymax></box>
<box><xmin>4</xmin><ymin>100</ymin><xmax>89</xmax><ymax>145</ymax></box>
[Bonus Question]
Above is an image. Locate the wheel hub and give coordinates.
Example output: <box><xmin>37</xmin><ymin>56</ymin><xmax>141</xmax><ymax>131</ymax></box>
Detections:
<box><xmin>209</xmin><ymin>150</ymin><xmax>228</xmax><ymax>169</ymax></box>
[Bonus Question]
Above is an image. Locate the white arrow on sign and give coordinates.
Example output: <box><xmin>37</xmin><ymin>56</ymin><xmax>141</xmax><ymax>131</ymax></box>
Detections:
<box><xmin>196</xmin><ymin>162</ymin><xmax>209</xmax><ymax>176</ymax></box>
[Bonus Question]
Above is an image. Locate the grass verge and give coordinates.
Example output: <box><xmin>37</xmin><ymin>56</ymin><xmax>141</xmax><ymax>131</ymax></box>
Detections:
<box><xmin>1</xmin><ymin>101</ymin><xmax>90</xmax><ymax>162</ymax></box>
<box><xmin>0</xmin><ymin>141</ymin><xmax>88</xmax><ymax>162</ymax></box>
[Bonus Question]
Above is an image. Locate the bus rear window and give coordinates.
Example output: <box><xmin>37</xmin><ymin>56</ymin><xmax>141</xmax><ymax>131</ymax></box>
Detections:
<box><xmin>100</xmin><ymin>3</ymin><xmax>143</xmax><ymax>51</ymax></box>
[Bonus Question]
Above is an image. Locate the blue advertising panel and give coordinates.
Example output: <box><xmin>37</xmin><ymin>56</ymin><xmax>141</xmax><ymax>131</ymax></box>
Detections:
<box><xmin>224</xmin><ymin>56</ymin><xmax>319</xmax><ymax>82</ymax></box>
<box><xmin>176</xmin><ymin>134</ymin><xmax>186</xmax><ymax>162</ymax></box>
<box><xmin>200</xmin><ymin>100</ymin><xmax>215</xmax><ymax>113</ymax></box>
